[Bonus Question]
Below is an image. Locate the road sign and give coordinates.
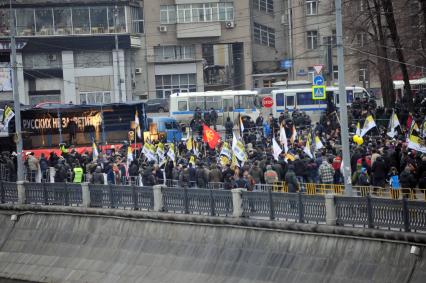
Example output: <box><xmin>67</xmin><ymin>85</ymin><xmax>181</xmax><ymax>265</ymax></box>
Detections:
<box><xmin>313</xmin><ymin>64</ymin><xmax>324</xmax><ymax>74</ymax></box>
<box><xmin>313</xmin><ymin>75</ymin><xmax>324</xmax><ymax>86</ymax></box>
<box><xmin>312</xmin><ymin>85</ymin><xmax>326</xmax><ymax>100</ymax></box>
<box><xmin>262</xmin><ymin>96</ymin><xmax>274</xmax><ymax>108</ymax></box>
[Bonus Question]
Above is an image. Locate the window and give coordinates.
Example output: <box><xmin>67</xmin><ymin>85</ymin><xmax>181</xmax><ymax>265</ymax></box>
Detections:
<box><xmin>35</xmin><ymin>9</ymin><xmax>53</xmax><ymax>35</ymax></box>
<box><xmin>297</xmin><ymin>92</ymin><xmax>316</xmax><ymax>105</ymax></box>
<box><xmin>205</xmin><ymin>96</ymin><xmax>222</xmax><ymax>110</ymax></box>
<box><xmin>308</xmin><ymin>67</ymin><xmax>315</xmax><ymax>83</ymax></box>
<box><xmin>90</xmin><ymin>7</ymin><xmax>108</xmax><ymax>34</ymax></box>
<box><xmin>80</xmin><ymin>91</ymin><xmax>111</xmax><ymax>104</ymax></box>
<box><xmin>176</xmin><ymin>3</ymin><xmax>233</xmax><ymax>23</ymax></box>
<box><xmin>234</xmin><ymin>95</ymin><xmax>256</xmax><ymax>109</ymax></box>
<box><xmin>154</xmin><ymin>45</ymin><xmax>195</xmax><ymax>61</ymax></box>
<box><xmin>306</xmin><ymin>0</ymin><xmax>318</xmax><ymax>16</ymax></box>
<box><xmin>307</xmin><ymin>30</ymin><xmax>318</xmax><ymax>49</ymax></box>
<box><xmin>189</xmin><ymin>96</ymin><xmax>205</xmax><ymax>110</ymax></box>
<box><xmin>333</xmin><ymin>66</ymin><xmax>338</xmax><ymax>80</ymax></box>
<box><xmin>16</xmin><ymin>9</ymin><xmax>35</xmax><ymax>36</ymax></box>
<box><xmin>131</xmin><ymin>6</ymin><xmax>144</xmax><ymax>33</ymax></box>
<box><xmin>107</xmin><ymin>6</ymin><xmax>126</xmax><ymax>33</ymax></box>
<box><xmin>72</xmin><ymin>8</ymin><xmax>90</xmax><ymax>34</ymax></box>
<box><xmin>286</xmin><ymin>96</ymin><xmax>295</xmax><ymax>107</ymax></box>
<box><xmin>155</xmin><ymin>74</ymin><xmax>196</xmax><ymax>99</ymax></box>
<box><xmin>253</xmin><ymin>23</ymin><xmax>275</xmax><ymax>47</ymax></box>
<box><xmin>253</xmin><ymin>0</ymin><xmax>274</xmax><ymax>13</ymax></box>
<box><xmin>53</xmin><ymin>8</ymin><xmax>72</xmax><ymax>35</ymax></box>
<box><xmin>178</xmin><ymin>101</ymin><xmax>187</xmax><ymax>111</ymax></box>
<box><xmin>160</xmin><ymin>5</ymin><xmax>176</xmax><ymax>24</ymax></box>
<box><xmin>276</xmin><ymin>93</ymin><xmax>284</xmax><ymax>107</ymax></box>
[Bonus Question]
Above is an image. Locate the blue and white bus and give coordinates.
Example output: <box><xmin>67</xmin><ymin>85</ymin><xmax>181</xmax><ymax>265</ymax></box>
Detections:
<box><xmin>169</xmin><ymin>90</ymin><xmax>260</xmax><ymax>125</ymax></box>
<box><xmin>271</xmin><ymin>86</ymin><xmax>371</xmax><ymax>121</ymax></box>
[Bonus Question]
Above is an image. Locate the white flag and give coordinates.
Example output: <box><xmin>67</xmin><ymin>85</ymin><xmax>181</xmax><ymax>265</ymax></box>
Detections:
<box><xmin>387</xmin><ymin>111</ymin><xmax>400</xmax><ymax>138</ymax></box>
<box><xmin>315</xmin><ymin>136</ymin><xmax>324</xmax><ymax>151</ymax></box>
<box><xmin>232</xmin><ymin>134</ymin><xmax>247</xmax><ymax>161</ymax></box>
<box><xmin>355</xmin><ymin>122</ymin><xmax>361</xmax><ymax>136</ymax></box>
<box><xmin>303</xmin><ymin>136</ymin><xmax>313</xmax><ymax>159</ymax></box>
<box><xmin>272</xmin><ymin>138</ymin><xmax>282</xmax><ymax>161</ymax></box>
<box><xmin>135</xmin><ymin>110</ymin><xmax>141</xmax><ymax>139</ymax></box>
<box><xmin>279</xmin><ymin>125</ymin><xmax>288</xmax><ymax>153</ymax></box>
<box><xmin>360</xmin><ymin>115</ymin><xmax>376</xmax><ymax>137</ymax></box>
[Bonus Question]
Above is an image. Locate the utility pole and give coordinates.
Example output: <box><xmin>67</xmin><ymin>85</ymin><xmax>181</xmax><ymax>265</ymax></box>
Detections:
<box><xmin>335</xmin><ymin>0</ymin><xmax>352</xmax><ymax>195</ymax></box>
<box><xmin>9</xmin><ymin>0</ymin><xmax>24</xmax><ymax>182</ymax></box>
<box><xmin>287</xmin><ymin>0</ymin><xmax>293</xmax><ymax>80</ymax></box>
<box><xmin>113</xmin><ymin>4</ymin><xmax>123</xmax><ymax>102</ymax></box>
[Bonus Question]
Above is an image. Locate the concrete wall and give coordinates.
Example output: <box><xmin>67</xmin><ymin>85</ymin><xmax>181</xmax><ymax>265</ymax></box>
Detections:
<box><xmin>0</xmin><ymin>211</ymin><xmax>425</xmax><ymax>283</ymax></box>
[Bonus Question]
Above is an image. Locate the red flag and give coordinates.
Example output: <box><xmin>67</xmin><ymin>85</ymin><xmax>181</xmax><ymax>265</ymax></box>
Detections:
<box><xmin>406</xmin><ymin>113</ymin><xmax>413</xmax><ymax>131</ymax></box>
<box><xmin>202</xmin><ymin>124</ymin><xmax>221</xmax><ymax>149</ymax></box>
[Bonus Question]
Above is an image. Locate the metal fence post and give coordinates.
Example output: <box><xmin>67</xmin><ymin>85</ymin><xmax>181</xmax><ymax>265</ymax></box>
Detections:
<box><xmin>366</xmin><ymin>195</ymin><xmax>374</xmax><ymax>228</ymax></box>
<box><xmin>210</xmin><ymin>189</ymin><xmax>216</xmax><ymax>216</ymax></box>
<box><xmin>43</xmin><ymin>182</ymin><xmax>48</xmax><ymax>205</ymax></box>
<box><xmin>269</xmin><ymin>189</ymin><xmax>275</xmax><ymax>220</ymax></box>
<box><xmin>109</xmin><ymin>185</ymin><xmax>114</xmax><ymax>208</ymax></box>
<box><xmin>402</xmin><ymin>197</ymin><xmax>410</xmax><ymax>232</ymax></box>
<box><xmin>153</xmin><ymin>185</ymin><xmax>164</xmax><ymax>212</ymax></box>
<box><xmin>17</xmin><ymin>181</ymin><xmax>26</xmax><ymax>205</ymax></box>
<box><xmin>81</xmin><ymin>183</ymin><xmax>91</xmax><ymax>208</ymax></box>
<box><xmin>183</xmin><ymin>188</ymin><xmax>189</xmax><ymax>214</ymax></box>
<box><xmin>132</xmin><ymin>185</ymin><xmax>138</xmax><ymax>210</ymax></box>
<box><xmin>325</xmin><ymin>194</ymin><xmax>337</xmax><ymax>226</ymax></box>
<box><xmin>298</xmin><ymin>192</ymin><xmax>304</xmax><ymax>223</ymax></box>
<box><xmin>231</xmin><ymin>189</ymin><xmax>243</xmax><ymax>218</ymax></box>
<box><xmin>0</xmin><ymin>181</ymin><xmax>4</xmax><ymax>204</ymax></box>
<box><xmin>64</xmin><ymin>183</ymin><xmax>69</xmax><ymax>206</ymax></box>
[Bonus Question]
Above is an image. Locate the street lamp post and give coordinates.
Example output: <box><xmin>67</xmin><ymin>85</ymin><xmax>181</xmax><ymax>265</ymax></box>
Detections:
<box><xmin>9</xmin><ymin>0</ymin><xmax>24</xmax><ymax>182</ymax></box>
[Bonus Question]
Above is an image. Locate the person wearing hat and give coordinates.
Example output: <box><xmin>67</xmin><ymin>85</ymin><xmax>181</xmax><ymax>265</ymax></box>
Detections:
<box><xmin>285</xmin><ymin>164</ymin><xmax>299</xmax><ymax>193</ymax></box>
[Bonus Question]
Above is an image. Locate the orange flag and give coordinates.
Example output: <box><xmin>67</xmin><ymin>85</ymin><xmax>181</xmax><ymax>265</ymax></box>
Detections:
<box><xmin>202</xmin><ymin>124</ymin><xmax>221</xmax><ymax>149</ymax></box>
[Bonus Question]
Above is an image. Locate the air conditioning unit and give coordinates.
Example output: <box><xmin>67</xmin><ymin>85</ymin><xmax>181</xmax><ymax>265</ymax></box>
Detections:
<box><xmin>135</xmin><ymin>68</ymin><xmax>142</xmax><ymax>74</ymax></box>
<box><xmin>225</xmin><ymin>21</ymin><xmax>235</xmax><ymax>29</ymax></box>
<box><xmin>159</xmin><ymin>25</ymin><xmax>168</xmax><ymax>32</ymax></box>
<box><xmin>48</xmin><ymin>54</ymin><xmax>57</xmax><ymax>61</ymax></box>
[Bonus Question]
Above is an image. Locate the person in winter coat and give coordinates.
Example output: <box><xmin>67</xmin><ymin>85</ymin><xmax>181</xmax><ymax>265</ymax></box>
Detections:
<box><xmin>319</xmin><ymin>159</ymin><xmax>334</xmax><ymax>184</ymax></box>
<box><xmin>179</xmin><ymin>164</ymin><xmax>190</xmax><ymax>188</ymax></box>
<box><xmin>371</xmin><ymin>156</ymin><xmax>388</xmax><ymax>187</ymax></box>
<box><xmin>196</xmin><ymin>163</ymin><xmax>209</xmax><ymax>188</ymax></box>
<box><xmin>249</xmin><ymin>161</ymin><xmax>263</xmax><ymax>184</ymax></box>
<box><xmin>209</xmin><ymin>164</ymin><xmax>223</xmax><ymax>183</ymax></box>
<box><xmin>264</xmin><ymin>165</ymin><xmax>278</xmax><ymax>184</ymax></box>
<box><xmin>285</xmin><ymin>165</ymin><xmax>299</xmax><ymax>193</ymax></box>
<box><xmin>39</xmin><ymin>153</ymin><xmax>49</xmax><ymax>181</ymax></box>
<box><xmin>399</xmin><ymin>166</ymin><xmax>417</xmax><ymax>198</ymax></box>
<box><xmin>188</xmin><ymin>163</ymin><xmax>197</xmax><ymax>187</ymax></box>
<box><xmin>91</xmin><ymin>166</ymin><xmax>104</xmax><ymax>184</ymax></box>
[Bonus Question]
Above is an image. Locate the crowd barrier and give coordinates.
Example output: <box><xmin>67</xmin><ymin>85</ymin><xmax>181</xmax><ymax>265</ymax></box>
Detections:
<box><xmin>1</xmin><ymin>181</ymin><xmax>425</xmax><ymax>232</ymax></box>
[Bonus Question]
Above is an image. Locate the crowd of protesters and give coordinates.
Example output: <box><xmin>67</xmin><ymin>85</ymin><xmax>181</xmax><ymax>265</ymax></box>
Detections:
<box><xmin>0</xmin><ymin>91</ymin><xmax>426</xmax><ymax>199</ymax></box>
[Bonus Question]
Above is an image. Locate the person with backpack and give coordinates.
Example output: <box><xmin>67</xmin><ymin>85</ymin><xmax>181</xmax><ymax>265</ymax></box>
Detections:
<box><xmin>356</xmin><ymin>167</ymin><xmax>370</xmax><ymax>186</ymax></box>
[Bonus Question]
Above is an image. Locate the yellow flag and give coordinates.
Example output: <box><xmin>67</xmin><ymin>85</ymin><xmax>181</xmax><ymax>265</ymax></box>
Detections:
<box><xmin>186</xmin><ymin>137</ymin><xmax>193</xmax><ymax>151</ymax></box>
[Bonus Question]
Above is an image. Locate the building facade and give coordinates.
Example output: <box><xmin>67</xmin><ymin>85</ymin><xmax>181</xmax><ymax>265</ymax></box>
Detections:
<box><xmin>143</xmin><ymin>0</ymin><xmax>253</xmax><ymax>99</ymax></box>
<box><xmin>0</xmin><ymin>0</ymin><xmax>146</xmax><ymax>105</ymax></box>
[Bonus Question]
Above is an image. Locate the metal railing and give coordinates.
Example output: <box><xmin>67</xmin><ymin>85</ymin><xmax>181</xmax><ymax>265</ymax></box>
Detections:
<box><xmin>335</xmin><ymin>195</ymin><xmax>426</xmax><ymax>232</ymax></box>
<box><xmin>89</xmin><ymin>184</ymin><xmax>154</xmax><ymax>210</ymax></box>
<box><xmin>0</xmin><ymin>181</ymin><xmax>18</xmax><ymax>204</ymax></box>
<box><xmin>162</xmin><ymin>187</ymin><xmax>233</xmax><ymax>216</ymax></box>
<box><xmin>241</xmin><ymin>191</ymin><xmax>326</xmax><ymax>223</ymax></box>
<box><xmin>24</xmin><ymin>182</ymin><xmax>83</xmax><ymax>206</ymax></box>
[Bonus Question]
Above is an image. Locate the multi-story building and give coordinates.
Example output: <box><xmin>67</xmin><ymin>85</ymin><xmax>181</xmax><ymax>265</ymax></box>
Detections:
<box><xmin>251</xmin><ymin>0</ymin><xmax>290</xmax><ymax>88</ymax></box>
<box><xmin>144</xmin><ymin>0</ymin><xmax>253</xmax><ymax>99</ymax></box>
<box><xmin>0</xmin><ymin>0</ymin><xmax>145</xmax><ymax>105</ymax></box>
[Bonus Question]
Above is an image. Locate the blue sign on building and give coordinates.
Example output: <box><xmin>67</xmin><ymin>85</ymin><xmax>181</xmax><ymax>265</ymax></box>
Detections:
<box><xmin>280</xmin><ymin>59</ymin><xmax>293</xmax><ymax>69</ymax></box>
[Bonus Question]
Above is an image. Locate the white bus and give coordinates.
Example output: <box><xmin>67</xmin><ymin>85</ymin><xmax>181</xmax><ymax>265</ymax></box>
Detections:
<box><xmin>393</xmin><ymin>77</ymin><xmax>426</xmax><ymax>97</ymax></box>
<box><xmin>271</xmin><ymin>86</ymin><xmax>371</xmax><ymax>122</ymax></box>
<box><xmin>169</xmin><ymin>90</ymin><xmax>260</xmax><ymax>125</ymax></box>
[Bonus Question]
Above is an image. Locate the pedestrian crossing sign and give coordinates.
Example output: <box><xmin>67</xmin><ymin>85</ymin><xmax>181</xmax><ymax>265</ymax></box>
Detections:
<box><xmin>312</xmin><ymin>85</ymin><xmax>326</xmax><ymax>100</ymax></box>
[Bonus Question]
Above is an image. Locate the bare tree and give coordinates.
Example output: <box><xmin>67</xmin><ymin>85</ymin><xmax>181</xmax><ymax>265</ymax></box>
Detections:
<box><xmin>380</xmin><ymin>0</ymin><xmax>412</xmax><ymax>104</ymax></box>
